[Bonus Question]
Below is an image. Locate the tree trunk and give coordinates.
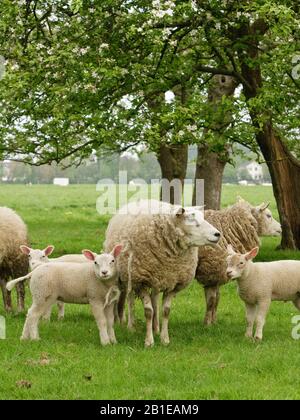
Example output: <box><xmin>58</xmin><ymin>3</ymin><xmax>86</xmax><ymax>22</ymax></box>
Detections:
<box><xmin>252</xmin><ymin>121</ymin><xmax>300</xmax><ymax>249</ymax></box>
<box><xmin>193</xmin><ymin>142</ymin><xmax>228</xmax><ymax>210</ymax></box>
<box><xmin>239</xmin><ymin>22</ymin><xmax>300</xmax><ymax>249</ymax></box>
<box><xmin>193</xmin><ymin>75</ymin><xmax>238</xmax><ymax>210</ymax></box>
<box><xmin>157</xmin><ymin>143</ymin><xmax>188</xmax><ymax>205</ymax></box>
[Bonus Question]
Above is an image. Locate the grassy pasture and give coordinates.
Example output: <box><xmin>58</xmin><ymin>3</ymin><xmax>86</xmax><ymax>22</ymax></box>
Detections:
<box><xmin>0</xmin><ymin>184</ymin><xmax>300</xmax><ymax>400</ymax></box>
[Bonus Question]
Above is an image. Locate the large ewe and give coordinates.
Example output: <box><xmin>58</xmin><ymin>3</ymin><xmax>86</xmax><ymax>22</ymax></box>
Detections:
<box><xmin>0</xmin><ymin>207</ymin><xmax>29</xmax><ymax>312</ymax></box>
<box><xmin>105</xmin><ymin>199</ymin><xmax>221</xmax><ymax>347</ymax></box>
<box><xmin>196</xmin><ymin>199</ymin><xmax>282</xmax><ymax>325</ymax></box>
<box><xmin>226</xmin><ymin>246</ymin><xmax>300</xmax><ymax>341</ymax></box>
<box><xmin>9</xmin><ymin>246</ymin><xmax>123</xmax><ymax>345</ymax></box>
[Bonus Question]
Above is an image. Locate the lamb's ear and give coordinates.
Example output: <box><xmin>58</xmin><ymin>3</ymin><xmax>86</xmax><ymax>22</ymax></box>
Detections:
<box><xmin>20</xmin><ymin>245</ymin><xmax>31</xmax><ymax>255</ymax></box>
<box><xmin>257</xmin><ymin>202</ymin><xmax>270</xmax><ymax>212</ymax></box>
<box><xmin>245</xmin><ymin>247</ymin><xmax>259</xmax><ymax>261</ymax></box>
<box><xmin>112</xmin><ymin>244</ymin><xmax>122</xmax><ymax>258</ymax></box>
<box><xmin>175</xmin><ymin>207</ymin><xmax>185</xmax><ymax>217</ymax></box>
<box><xmin>227</xmin><ymin>245</ymin><xmax>236</xmax><ymax>255</ymax></box>
<box><xmin>82</xmin><ymin>250</ymin><xmax>96</xmax><ymax>262</ymax></box>
<box><xmin>236</xmin><ymin>196</ymin><xmax>245</xmax><ymax>203</ymax></box>
<box><xmin>44</xmin><ymin>245</ymin><xmax>55</xmax><ymax>257</ymax></box>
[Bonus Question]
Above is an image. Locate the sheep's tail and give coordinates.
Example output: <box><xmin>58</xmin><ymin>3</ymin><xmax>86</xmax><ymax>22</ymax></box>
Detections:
<box><xmin>6</xmin><ymin>272</ymin><xmax>32</xmax><ymax>291</ymax></box>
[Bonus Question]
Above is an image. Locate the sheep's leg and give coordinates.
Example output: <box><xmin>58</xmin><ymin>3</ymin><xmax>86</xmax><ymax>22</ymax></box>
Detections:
<box><xmin>151</xmin><ymin>290</ymin><xmax>160</xmax><ymax>334</ymax></box>
<box><xmin>57</xmin><ymin>302</ymin><xmax>65</xmax><ymax>320</ymax></box>
<box><xmin>42</xmin><ymin>305</ymin><xmax>52</xmax><ymax>321</ymax></box>
<box><xmin>204</xmin><ymin>286</ymin><xmax>218</xmax><ymax>326</ymax></box>
<box><xmin>21</xmin><ymin>301</ymin><xmax>53</xmax><ymax>340</ymax></box>
<box><xmin>105</xmin><ymin>303</ymin><xmax>117</xmax><ymax>344</ymax></box>
<box><xmin>211</xmin><ymin>286</ymin><xmax>220</xmax><ymax>324</ymax></box>
<box><xmin>245</xmin><ymin>303</ymin><xmax>257</xmax><ymax>339</ymax></box>
<box><xmin>127</xmin><ymin>290</ymin><xmax>136</xmax><ymax>331</ymax></box>
<box><xmin>160</xmin><ymin>291</ymin><xmax>176</xmax><ymax>346</ymax></box>
<box><xmin>0</xmin><ymin>278</ymin><xmax>12</xmax><ymax>313</ymax></box>
<box><xmin>16</xmin><ymin>281</ymin><xmax>26</xmax><ymax>313</ymax></box>
<box><xmin>118</xmin><ymin>287</ymin><xmax>127</xmax><ymax>325</ymax></box>
<box><xmin>138</xmin><ymin>289</ymin><xmax>154</xmax><ymax>348</ymax></box>
<box><xmin>90</xmin><ymin>301</ymin><xmax>110</xmax><ymax>346</ymax></box>
<box><xmin>254</xmin><ymin>300</ymin><xmax>271</xmax><ymax>341</ymax></box>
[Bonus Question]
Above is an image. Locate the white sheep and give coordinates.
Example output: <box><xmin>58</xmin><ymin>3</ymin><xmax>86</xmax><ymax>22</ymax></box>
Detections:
<box><xmin>105</xmin><ymin>199</ymin><xmax>221</xmax><ymax>347</ymax></box>
<box><xmin>7</xmin><ymin>245</ymin><xmax>88</xmax><ymax>320</ymax></box>
<box><xmin>196</xmin><ymin>198</ymin><xmax>282</xmax><ymax>325</ymax></box>
<box><xmin>226</xmin><ymin>245</ymin><xmax>300</xmax><ymax>341</ymax></box>
<box><xmin>15</xmin><ymin>245</ymin><xmax>123</xmax><ymax>345</ymax></box>
<box><xmin>0</xmin><ymin>207</ymin><xmax>29</xmax><ymax>312</ymax></box>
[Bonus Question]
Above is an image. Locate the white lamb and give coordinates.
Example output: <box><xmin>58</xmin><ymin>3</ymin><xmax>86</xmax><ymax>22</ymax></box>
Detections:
<box><xmin>14</xmin><ymin>245</ymin><xmax>122</xmax><ymax>345</ymax></box>
<box><xmin>226</xmin><ymin>245</ymin><xmax>300</xmax><ymax>341</ymax></box>
<box><xmin>7</xmin><ymin>245</ymin><xmax>88</xmax><ymax>320</ymax></box>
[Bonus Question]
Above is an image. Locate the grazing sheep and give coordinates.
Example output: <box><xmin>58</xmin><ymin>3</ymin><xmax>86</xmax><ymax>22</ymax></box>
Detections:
<box><xmin>0</xmin><ymin>207</ymin><xmax>29</xmax><ymax>312</ymax></box>
<box><xmin>226</xmin><ymin>245</ymin><xmax>300</xmax><ymax>341</ymax></box>
<box><xmin>14</xmin><ymin>245</ymin><xmax>122</xmax><ymax>345</ymax></box>
<box><xmin>196</xmin><ymin>199</ymin><xmax>282</xmax><ymax>325</ymax></box>
<box><xmin>105</xmin><ymin>199</ymin><xmax>221</xmax><ymax>347</ymax></box>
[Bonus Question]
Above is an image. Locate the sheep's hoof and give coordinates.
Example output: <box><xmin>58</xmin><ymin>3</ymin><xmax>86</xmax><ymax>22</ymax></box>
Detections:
<box><xmin>245</xmin><ymin>332</ymin><xmax>253</xmax><ymax>339</ymax></box>
<box><xmin>144</xmin><ymin>339</ymin><xmax>154</xmax><ymax>348</ymax></box>
<box><xmin>127</xmin><ymin>323</ymin><xmax>136</xmax><ymax>332</ymax></box>
<box><xmin>160</xmin><ymin>337</ymin><xmax>170</xmax><ymax>346</ymax></box>
<box><xmin>254</xmin><ymin>336</ymin><xmax>263</xmax><ymax>342</ymax></box>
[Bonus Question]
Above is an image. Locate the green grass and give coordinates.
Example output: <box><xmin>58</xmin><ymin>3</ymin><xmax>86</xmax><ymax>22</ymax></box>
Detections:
<box><xmin>0</xmin><ymin>184</ymin><xmax>300</xmax><ymax>400</ymax></box>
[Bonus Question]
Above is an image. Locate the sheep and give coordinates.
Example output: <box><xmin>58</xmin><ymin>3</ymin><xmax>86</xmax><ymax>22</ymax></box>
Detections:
<box><xmin>226</xmin><ymin>245</ymin><xmax>300</xmax><ymax>341</ymax></box>
<box><xmin>14</xmin><ymin>245</ymin><xmax>123</xmax><ymax>345</ymax></box>
<box><xmin>0</xmin><ymin>207</ymin><xmax>29</xmax><ymax>313</ymax></box>
<box><xmin>7</xmin><ymin>245</ymin><xmax>95</xmax><ymax>320</ymax></box>
<box><xmin>105</xmin><ymin>199</ymin><xmax>221</xmax><ymax>347</ymax></box>
<box><xmin>195</xmin><ymin>198</ymin><xmax>282</xmax><ymax>326</ymax></box>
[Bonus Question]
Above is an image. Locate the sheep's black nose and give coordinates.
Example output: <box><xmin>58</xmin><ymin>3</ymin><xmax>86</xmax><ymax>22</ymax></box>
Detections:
<box><xmin>214</xmin><ymin>232</ymin><xmax>221</xmax><ymax>238</ymax></box>
<box><xmin>102</xmin><ymin>271</ymin><xmax>108</xmax><ymax>276</ymax></box>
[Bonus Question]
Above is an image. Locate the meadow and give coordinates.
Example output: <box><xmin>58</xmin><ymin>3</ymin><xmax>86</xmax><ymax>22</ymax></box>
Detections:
<box><xmin>0</xmin><ymin>184</ymin><xmax>300</xmax><ymax>400</ymax></box>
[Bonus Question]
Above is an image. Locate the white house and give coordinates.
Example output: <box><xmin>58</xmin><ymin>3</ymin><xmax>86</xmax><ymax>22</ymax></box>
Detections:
<box><xmin>246</xmin><ymin>162</ymin><xmax>264</xmax><ymax>181</ymax></box>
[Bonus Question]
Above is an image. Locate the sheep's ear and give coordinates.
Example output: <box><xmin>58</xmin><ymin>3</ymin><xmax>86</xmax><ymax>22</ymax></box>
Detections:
<box><xmin>175</xmin><ymin>207</ymin><xmax>185</xmax><ymax>217</ymax></box>
<box><xmin>236</xmin><ymin>196</ymin><xmax>245</xmax><ymax>203</ymax></box>
<box><xmin>257</xmin><ymin>202</ymin><xmax>270</xmax><ymax>212</ymax></box>
<box><xmin>82</xmin><ymin>250</ymin><xmax>96</xmax><ymax>261</ymax></box>
<box><xmin>112</xmin><ymin>244</ymin><xmax>122</xmax><ymax>258</ymax></box>
<box><xmin>245</xmin><ymin>247</ymin><xmax>259</xmax><ymax>261</ymax></box>
<box><xmin>20</xmin><ymin>245</ymin><xmax>31</xmax><ymax>255</ymax></box>
<box><xmin>227</xmin><ymin>245</ymin><xmax>235</xmax><ymax>255</ymax></box>
<box><xmin>44</xmin><ymin>245</ymin><xmax>55</xmax><ymax>257</ymax></box>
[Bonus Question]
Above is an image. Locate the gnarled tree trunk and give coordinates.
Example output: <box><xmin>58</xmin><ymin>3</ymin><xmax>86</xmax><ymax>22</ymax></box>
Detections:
<box><xmin>240</xmin><ymin>21</ymin><xmax>300</xmax><ymax>249</ymax></box>
<box><xmin>193</xmin><ymin>75</ymin><xmax>238</xmax><ymax>210</ymax></box>
<box><xmin>157</xmin><ymin>143</ymin><xmax>188</xmax><ymax>204</ymax></box>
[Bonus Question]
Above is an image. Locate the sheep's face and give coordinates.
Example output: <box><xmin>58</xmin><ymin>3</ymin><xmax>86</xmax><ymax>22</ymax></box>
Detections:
<box><xmin>20</xmin><ymin>245</ymin><xmax>54</xmax><ymax>270</ymax></box>
<box><xmin>253</xmin><ymin>203</ymin><xmax>282</xmax><ymax>237</ymax></box>
<box><xmin>178</xmin><ymin>209</ymin><xmax>221</xmax><ymax>247</ymax></box>
<box><xmin>83</xmin><ymin>245</ymin><xmax>122</xmax><ymax>280</ymax></box>
<box><xmin>226</xmin><ymin>246</ymin><xmax>259</xmax><ymax>280</ymax></box>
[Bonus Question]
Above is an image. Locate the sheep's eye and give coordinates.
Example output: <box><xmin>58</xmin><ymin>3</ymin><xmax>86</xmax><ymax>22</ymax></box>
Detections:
<box><xmin>239</xmin><ymin>262</ymin><xmax>244</xmax><ymax>266</ymax></box>
<box><xmin>267</xmin><ymin>215</ymin><xmax>272</xmax><ymax>219</ymax></box>
<box><xmin>94</xmin><ymin>261</ymin><xmax>98</xmax><ymax>265</ymax></box>
<box><xmin>111</xmin><ymin>259</ymin><xmax>115</xmax><ymax>263</ymax></box>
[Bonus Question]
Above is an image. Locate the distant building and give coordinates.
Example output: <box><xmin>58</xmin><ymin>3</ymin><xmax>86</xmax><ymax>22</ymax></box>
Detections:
<box><xmin>53</xmin><ymin>178</ymin><xmax>69</xmax><ymax>186</ymax></box>
<box><xmin>238</xmin><ymin>161</ymin><xmax>264</xmax><ymax>183</ymax></box>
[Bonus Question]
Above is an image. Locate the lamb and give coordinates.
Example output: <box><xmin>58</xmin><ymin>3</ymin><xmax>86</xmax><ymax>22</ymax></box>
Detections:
<box><xmin>7</xmin><ymin>245</ymin><xmax>89</xmax><ymax>320</ymax></box>
<box><xmin>196</xmin><ymin>198</ymin><xmax>282</xmax><ymax>325</ymax></box>
<box><xmin>226</xmin><ymin>245</ymin><xmax>300</xmax><ymax>341</ymax></box>
<box><xmin>0</xmin><ymin>207</ymin><xmax>29</xmax><ymax>312</ymax></box>
<box><xmin>105</xmin><ymin>199</ymin><xmax>221</xmax><ymax>347</ymax></box>
<box><xmin>14</xmin><ymin>245</ymin><xmax>122</xmax><ymax>345</ymax></box>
